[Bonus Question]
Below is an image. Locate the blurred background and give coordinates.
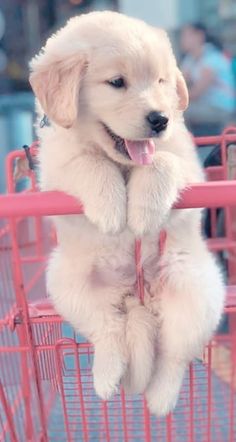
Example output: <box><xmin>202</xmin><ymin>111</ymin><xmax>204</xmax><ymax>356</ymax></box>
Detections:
<box><xmin>0</xmin><ymin>0</ymin><xmax>236</xmax><ymax>192</ymax></box>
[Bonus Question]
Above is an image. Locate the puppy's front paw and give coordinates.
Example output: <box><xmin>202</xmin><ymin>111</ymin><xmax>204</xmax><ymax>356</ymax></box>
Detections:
<box><xmin>93</xmin><ymin>346</ymin><xmax>127</xmax><ymax>400</ymax></box>
<box><xmin>128</xmin><ymin>203</ymin><xmax>163</xmax><ymax>237</ymax></box>
<box><xmin>128</xmin><ymin>153</ymin><xmax>185</xmax><ymax>236</ymax></box>
<box><xmin>84</xmin><ymin>195</ymin><xmax>126</xmax><ymax>234</ymax></box>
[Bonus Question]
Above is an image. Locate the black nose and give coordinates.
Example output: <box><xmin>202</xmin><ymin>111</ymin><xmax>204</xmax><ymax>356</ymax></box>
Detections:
<box><xmin>146</xmin><ymin>111</ymin><xmax>169</xmax><ymax>133</ymax></box>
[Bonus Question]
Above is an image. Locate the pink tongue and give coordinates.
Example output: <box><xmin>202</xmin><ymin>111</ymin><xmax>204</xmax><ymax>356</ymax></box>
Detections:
<box><xmin>125</xmin><ymin>139</ymin><xmax>155</xmax><ymax>165</ymax></box>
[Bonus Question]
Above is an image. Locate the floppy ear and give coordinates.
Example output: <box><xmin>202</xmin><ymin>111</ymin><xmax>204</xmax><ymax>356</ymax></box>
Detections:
<box><xmin>29</xmin><ymin>53</ymin><xmax>86</xmax><ymax>128</ymax></box>
<box><xmin>176</xmin><ymin>68</ymin><xmax>189</xmax><ymax>111</ymax></box>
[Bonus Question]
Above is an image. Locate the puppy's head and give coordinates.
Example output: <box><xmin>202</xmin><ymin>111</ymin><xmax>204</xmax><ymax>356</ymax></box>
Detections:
<box><xmin>30</xmin><ymin>11</ymin><xmax>188</xmax><ymax>166</ymax></box>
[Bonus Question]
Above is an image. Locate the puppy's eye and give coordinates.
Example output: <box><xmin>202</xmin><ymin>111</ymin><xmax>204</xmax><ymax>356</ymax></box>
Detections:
<box><xmin>108</xmin><ymin>77</ymin><xmax>126</xmax><ymax>88</ymax></box>
<box><xmin>159</xmin><ymin>78</ymin><xmax>165</xmax><ymax>84</ymax></box>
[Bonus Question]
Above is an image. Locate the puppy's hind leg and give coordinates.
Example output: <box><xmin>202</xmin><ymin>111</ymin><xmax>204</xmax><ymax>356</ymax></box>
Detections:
<box><xmin>145</xmin><ymin>242</ymin><xmax>224</xmax><ymax>416</ymax></box>
<box><xmin>92</xmin><ymin>307</ymin><xmax>128</xmax><ymax>400</ymax></box>
<box><xmin>145</xmin><ymin>353</ymin><xmax>187</xmax><ymax>416</ymax></box>
<box><xmin>47</xmin><ymin>251</ymin><xmax>129</xmax><ymax>401</ymax></box>
<box><xmin>122</xmin><ymin>296</ymin><xmax>157</xmax><ymax>394</ymax></box>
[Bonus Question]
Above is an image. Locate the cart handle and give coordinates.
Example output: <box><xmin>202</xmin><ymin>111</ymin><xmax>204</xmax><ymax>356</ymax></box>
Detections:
<box><xmin>0</xmin><ymin>180</ymin><xmax>236</xmax><ymax>217</ymax></box>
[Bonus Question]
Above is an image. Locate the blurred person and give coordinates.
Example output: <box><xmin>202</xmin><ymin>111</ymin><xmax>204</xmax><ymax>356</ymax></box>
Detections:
<box><xmin>180</xmin><ymin>22</ymin><xmax>235</xmax><ymax>136</ymax></box>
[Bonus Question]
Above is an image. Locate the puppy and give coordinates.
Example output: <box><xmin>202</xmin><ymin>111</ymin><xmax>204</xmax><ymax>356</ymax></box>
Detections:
<box><xmin>29</xmin><ymin>11</ymin><xmax>225</xmax><ymax>416</ymax></box>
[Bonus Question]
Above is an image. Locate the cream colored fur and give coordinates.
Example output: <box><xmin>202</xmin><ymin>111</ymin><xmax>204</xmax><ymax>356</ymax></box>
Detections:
<box><xmin>30</xmin><ymin>11</ymin><xmax>225</xmax><ymax>416</ymax></box>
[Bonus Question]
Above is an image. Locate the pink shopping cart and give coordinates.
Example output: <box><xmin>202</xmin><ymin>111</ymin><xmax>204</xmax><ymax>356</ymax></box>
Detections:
<box><xmin>1</xmin><ymin>128</ymin><xmax>236</xmax><ymax>442</ymax></box>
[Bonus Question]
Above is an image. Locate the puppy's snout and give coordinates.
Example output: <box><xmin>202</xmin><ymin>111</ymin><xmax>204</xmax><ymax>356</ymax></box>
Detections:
<box><xmin>146</xmin><ymin>111</ymin><xmax>168</xmax><ymax>134</ymax></box>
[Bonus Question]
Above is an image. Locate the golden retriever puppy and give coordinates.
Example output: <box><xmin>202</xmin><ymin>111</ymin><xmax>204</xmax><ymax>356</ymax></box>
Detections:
<box><xmin>30</xmin><ymin>11</ymin><xmax>224</xmax><ymax>416</ymax></box>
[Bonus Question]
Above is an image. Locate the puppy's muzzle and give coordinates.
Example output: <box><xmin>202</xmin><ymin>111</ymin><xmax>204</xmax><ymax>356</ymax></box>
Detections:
<box><xmin>146</xmin><ymin>111</ymin><xmax>169</xmax><ymax>134</ymax></box>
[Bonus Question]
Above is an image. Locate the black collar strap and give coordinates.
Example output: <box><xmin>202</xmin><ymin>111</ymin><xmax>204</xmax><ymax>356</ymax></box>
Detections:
<box><xmin>40</xmin><ymin>114</ymin><xmax>50</xmax><ymax>128</ymax></box>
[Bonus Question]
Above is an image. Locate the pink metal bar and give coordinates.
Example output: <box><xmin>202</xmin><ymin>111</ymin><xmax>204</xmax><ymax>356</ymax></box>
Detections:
<box><xmin>1</xmin><ymin>180</ymin><xmax>236</xmax><ymax>219</ymax></box>
<box><xmin>166</xmin><ymin>413</ymin><xmax>172</xmax><ymax>442</ymax></box>
<box><xmin>0</xmin><ymin>382</ymin><xmax>19</xmax><ymax>442</ymax></box>
<box><xmin>207</xmin><ymin>346</ymin><xmax>212</xmax><ymax>442</ymax></box>
<box><xmin>0</xmin><ymin>191</ymin><xmax>83</xmax><ymax>217</ymax></box>
<box><xmin>194</xmin><ymin>128</ymin><xmax>236</xmax><ymax>146</ymax></box>
<box><xmin>120</xmin><ymin>388</ymin><xmax>129</xmax><ymax>442</ymax></box>
<box><xmin>143</xmin><ymin>398</ymin><xmax>151</xmax><ymax>442</ymax></box>
<box><xmin>189</xmin><ymin>363</ymin><xmax>194</xmax><ymax>442</ymax></box>
<box><xmin>102</xmin><ymin>401</ymin><xmax>110</xmax><ymax>442</ymax></box>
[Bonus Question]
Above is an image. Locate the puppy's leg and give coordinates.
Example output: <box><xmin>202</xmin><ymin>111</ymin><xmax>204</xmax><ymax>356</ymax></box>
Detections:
<box><xmin>146</xmin><ymin>354</ymin><xmax>187</xmax><ymax>416</ymax></box>
<box><xmin>42</xmin><ymin>154</ymin><xmax>127</xmax><ymax>234</ymax></box>
<box><xmin>47</xmin><ymin>250</ymin><xmax>129</xmax><ymax>400</ymax></box>
<box><xmin>128</xmin><ymin>152</ymin><xmax>185</xmax><ymax>237</ymax></box>
<box><xmin>93</xmin><ymin>295</ymin><xmax>159</xmax><ymax>398</ymax></box>
<box><xmin>122</xmin><ymin>296</ymin><xmax>158</xmax><ymax>394</ymax></box>
<box><xmin>145</xmin><ymin>243</ymin><xmax>224</xmax><ymax>416</ymax></box>
<box><xmin>92</xmin><ymin>308</ymin><xmax>128</xmax><ymax>400</ymax></box>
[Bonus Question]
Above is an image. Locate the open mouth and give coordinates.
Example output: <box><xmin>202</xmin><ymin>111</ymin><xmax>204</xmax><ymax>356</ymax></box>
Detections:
<box><xmin>103</xmin><ymin>124</ymin><xmax>156</xmax><ymax>165</ymax></box>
